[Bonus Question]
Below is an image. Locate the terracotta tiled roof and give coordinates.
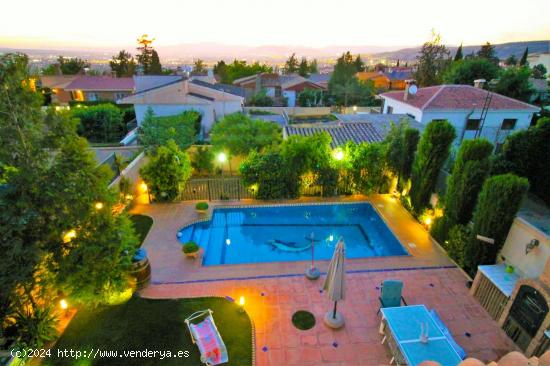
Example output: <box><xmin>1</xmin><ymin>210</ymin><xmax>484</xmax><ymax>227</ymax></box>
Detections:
<box><xmin>284</xmin><ymin>122</ymin><xmax>383</xmax><ymax>148</ymax></box>
<box><xmin>65</xmin><ymin>76</ymin><xmax>134</xmax><ymax>91</ymax></box>
<box><xmin>381</xmin><ymin>85</ymin><xmax>539</xmax><ymax>111</ymax></box>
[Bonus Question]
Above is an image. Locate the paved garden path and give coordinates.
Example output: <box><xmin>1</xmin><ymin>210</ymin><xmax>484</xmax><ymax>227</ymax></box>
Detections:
<box><xmin>141</xmin><ymin>267</ymin><xmax>517</xmax><ymax>365</ymax></box>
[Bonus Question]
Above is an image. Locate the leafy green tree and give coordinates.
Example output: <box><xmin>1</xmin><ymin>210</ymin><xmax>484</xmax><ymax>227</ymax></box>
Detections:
<box><xmin>309</xmin><ymin>59</ymin><xmax>319</xmax><ymax>74</ymax></box>
<box><xmin>494</xmin><ymin>66</ymin><xmax>534</xmax><ymax>102</ymax></box>
<box><xmin>110</xmin><ymin>50</ymin><xmax>136</xmax><ymax>77</ymax></box>
<box><xmin>298</xmin><ymin>57</ymin><xmax>309</xmax><ymax>77</ymax></box>
<box><xmin>445</xmin><ymin>224</ymin><xmax>470</xmax><ymax>267</ymax></box>
<box><xmin>139</xmin><ymin>108</ymin><xmax>198</xmax><ymax>150</ymax></box>
<box><xmin>519</xmin><ymin>47</ymin><xmax>529</xmax><ymax>67</ymax></box>
<box><xmin>329</xmin><ymin>52</ymin><xmax>356</xmax><ymax>91</ymax></box>
<box><xmin>240</xmin><ymin>150</ymin><xmax>299</xmax><ymax>199</ymax></box>
<box><xmin>213</xmin><ymin>60</ymin><xmax>228</xmax><ymax>81</ymax></box>
<box><xmin>218</xmin><ymin>60</ymin><xmax>272</xmax><ymax>84</ymax></box>
<box><xmin>384</xmin><ymin>121</ymin><xmax>420</xmax><ymax>191</ymax></box>
<box><xmin>71</xmin><ymin>103</ymin><xmax>125</xmax><ymax>142</ymax></box>
<box><xmin>247</xmin><ymin>89</ymin><xmax>274</xmax><ymax>106</ymax></box>
<box><xmin>140</xmin><ymin>140</ymin><xmax>192</xmax><ymax>201</ymax></box>
<box><xmin>284</xmin><ymin>53</ymin><xmax>299</xmax><ymax>74</ymax></box>
<box><xmin>354</xmin><ymin>55</ymin><xmax>365</xmax><ymax>72</ymax></box>
<box><xmin>442</xmin><ymin>58</ymin><xmax>500</xmax><ymax>85</ymax></box>
<box><xmin>150</xmin><ymin>50</ymin><xmax>162</xmax><ymax>74</ymax></box>
<box><xmin>211</xmin><ymin>113</ymin><xmax>281</xmax><ymax>156</ymax></box>
<box><xmin>192</xmin><ymin>59</ymin><xmax>207</xmax><ymax>75</ymax></box>
<box><xmin>349</xmin><ymin>142</ymin><xmax>388</xmax><ymax>194</ymax></box>
<box><xmin>431</xmin><ymin>139</ymin><xmax>493</xmax><ymax>243</ymax></box>
<box><xmin>463</xmin><ymin>174</ymin><xmax>529</xmax><ymax>275</ymax></box>
<box><xmin>477</xmin><ymin>42</ymin><xmax>499</xmax><ymax>65</ymax></box>
<box><xmin>492</xmin><ymin>118</ymin><xmax>550</xmax><ymax>205</ymax></box>
<box><xmin>191</xmin><ymin>146</ymin><xmax>214</xmax><ymax>176</ymax></box>
<box><xmin>57</xmin><ymin>56</ymin><xmax>90</xmax><ymax>75</ymax></box>
<box><xmin>330</xmin><ymin>77</ymin><xmax>375</xmax><ymax>107</ymax></box>
<box><xmin>454</xmin><ymin>44</ymin><xmax>463</xmax><ymax>61</ymax></box>
<box><xmin>532</xmin><ymin>64</ymin><xmax>547</xmax><ymax>79</ymax></box>
<box><xmin>297</xmin><ymin>88</ymin><xmax>323</xmax><ymax>107</ymax></box>
<box><xmin>504</xmin><ymin>55</ymin><xmax>517</xmax><ymax>66</ymax></box>
<box><xmin>410</xmin><ymin>120</ymin><xmax>456</xmax><ymax>213</ymax></box>
<box><xmin>414</xmin><ymin>33</ymin><xmax>450</xmax><ymax>86</ymax></box>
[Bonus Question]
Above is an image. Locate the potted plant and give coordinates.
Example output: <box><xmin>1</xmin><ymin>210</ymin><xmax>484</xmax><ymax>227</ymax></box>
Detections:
<box><xmin>182</xmin><ymin>241</ymin><xmax>200</xmax><ymax>258</ymax></box>
<box><xmin>195</xmin><ymin>202</ymin><xmax>209</xmax><ymax>214</ymax></box>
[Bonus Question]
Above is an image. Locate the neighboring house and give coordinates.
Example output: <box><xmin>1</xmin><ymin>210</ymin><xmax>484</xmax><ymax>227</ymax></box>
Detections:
<box><xmin>39</xmin><ymin>75</ymin><xmax>77</xmax><ymax>104</ymax></box>
<box><xmin>64</xmin><ymin>76</ymin><xmax>134</xmax><ymax>102</ymax></box>
<box><xmin>284</xmin><ymin>122</ymin><xmax>384</xmax><ymax>147</ymax></box>
<box><xmin>380</xmin><ymin>83</ymin><xmax>540</xmax><ymax>147</ymax></box>
<box><xmin>233</xmin><ymin>73</ymin><xmax>325</xmax><ymax>107</ymax></box>
<box><xmin>383</xmin><ymin>68</ymin><xmax>414</xmax><ymax>90</ymax></box>
<box><xmin>307</xmin><ymin>73</ymin><xmax>332</xmax><ymax>89</ymax></box>
<box><xmin>356</xmin><ymin>72</ymin><xmax>391</xmax><ymax>89</ymax></box>
<box><xmin>529</xmin><ymin>78</ymin><xmax>549</xmax><ymax>103</ymax></box>
<box><xmin>118</xmin><ymin>76</ymin><xmax>244</xmax><ymax>133</ymax></box>
<box><xmin>334</xmin><ymin>113</ymin><xmax>424</xmax><ymax>137</ymax></box>
<box><xmin>527</xmin><ymin>53</ymin><xmax>550</xmax><ymax>73</ymax></box>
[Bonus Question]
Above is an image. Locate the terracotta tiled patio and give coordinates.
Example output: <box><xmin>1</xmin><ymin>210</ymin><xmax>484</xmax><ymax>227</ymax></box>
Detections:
<box><xmin>132</xmin><ymin>195</ymin><xmax>518</xmax><ymax>365</ymax></box>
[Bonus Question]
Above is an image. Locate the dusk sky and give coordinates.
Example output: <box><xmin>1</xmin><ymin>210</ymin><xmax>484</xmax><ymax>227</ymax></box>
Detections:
<box><xmin>1</xmin><ymin>0</ymin><xmax>549</xmax><ymax>50</ymax></box>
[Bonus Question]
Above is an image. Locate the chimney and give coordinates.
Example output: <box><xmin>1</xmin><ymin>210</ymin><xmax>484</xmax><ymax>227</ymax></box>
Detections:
<box><xmin>403</xmin><ymin>79</ymin><xmax>416</xmax><ymax>101</ymax></box>
<box><xmin>474</xmin><ymin>79</ymin><xmax>486</xmax><ymax>89</ymax></box>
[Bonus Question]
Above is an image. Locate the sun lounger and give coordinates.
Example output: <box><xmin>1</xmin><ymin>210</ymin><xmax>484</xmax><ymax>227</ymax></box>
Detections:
<box><xmin>429</xmin><ymin>309</ymin><xmax>467</xmax><ymax>360</ymax></box>
<box><xmin>185</xmin><ymin>309</ymin><xmax>229</xmax><ymax>365</ymax></box>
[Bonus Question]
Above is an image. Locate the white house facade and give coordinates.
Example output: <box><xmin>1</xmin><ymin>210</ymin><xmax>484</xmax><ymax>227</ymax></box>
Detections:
<box><xmin>380</xmin><ymin>84</ymin><xmax>540</xmax><ymax>147</ymax></box>
<box><xmin>119</xmin><ymin>76</ymin><xmax>244</xmax><ymax>133</ymax></box>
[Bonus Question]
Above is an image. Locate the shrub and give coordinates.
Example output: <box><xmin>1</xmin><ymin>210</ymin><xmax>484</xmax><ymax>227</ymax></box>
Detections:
<box><xmin>349</xmin><ymin>142</ymin><xmax>387</xmax><ymax>194</ymax></box>
<box><xmin>384</xmin><ymin>121</ymin><xmax>420</xmax><ymax>192</ymax></box>
<box><xmin>431</xmin><ymin>139</ymin><xmax>493</xmax><ymax>243</ymax></box>
<box><xmin>191</xmin><ymin>146</ymin><xmax>214</xmax><ymax>176</ymax></box>
<box><xmin>240</xmin><ymin>150</ymin><xmax>299</xmax><ymax>199</ymax></box>
<box><xmin>182</xmin><ymin>241</ymin><xmax>199</xmax><ymax>253</ymax></box>
<box><xmin>72</xmin><ymin>103</ymin><xmax>125</xmax><ymax>142</ymax></box>
<box><xmin>463</xmin><ymin>174</ymin><xmax>529</xmax><ymax>275</ymax></box>
<box><xmin>410</xmin><ymin>120</ymin><xmax>456</xmax><ymax>213</ymax></box>
<box><xmin>140</xmin><ymin>140</ymin><xmax>192</xmax><ymax>202</ymax></box>
<box><xmin>195</xmin><ymin>202</ymin><xmax>209</xmax><ymax>210</ymax></box>
<box><xmin>247</xmin><ymin>90</ymin><xmax>274</xmax><ymax>106</ymax></box>
<box><xmin>139</xmin><ymin>108</ymin><xmax>199</xmax><ymax>150</ymax></box>
<box><xmin>445</xmin><ymin>224</ymin><xmax>470</xmax><ymax>268</ymax></box>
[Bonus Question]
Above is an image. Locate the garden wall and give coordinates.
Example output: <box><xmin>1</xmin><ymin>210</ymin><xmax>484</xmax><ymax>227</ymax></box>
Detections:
<box><xmin>109</xmin><ymin>151</ymin><xmax>149</xmax><ymax>201</ymax></box>
<box><xmin>243</xmin><ymin>107</ymin><xmax>331</xmax><ymax>116</ymax></box>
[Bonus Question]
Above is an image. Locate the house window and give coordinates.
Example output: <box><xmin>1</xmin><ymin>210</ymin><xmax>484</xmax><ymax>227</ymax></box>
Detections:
<box><xmin>466</xmin><ymin>118</ymin><xmax>481</xmax><ymax>130</ymax></box>
<box><xmin>274</xmin><ymin>87</ymin><xmax>282</xmax><ymax>98</ymax></box>
<box><xmin>115</xmin><ymin>93</ymin><xmax>127</xmax><ymax>101</ymax></box>
<box><xmin>86</xmin><ymin>92</ymin><xmax>98</xmax><ymax>101</ymax></box>
<box><xmin>501</xmin><ymin>118</ymin><xmax>517</xmax><ymax>130</ymax></box>
<box><xmin>387</xmin><ymin>106</ymin><xmax>394</xmax><ymax>114</ymax></box>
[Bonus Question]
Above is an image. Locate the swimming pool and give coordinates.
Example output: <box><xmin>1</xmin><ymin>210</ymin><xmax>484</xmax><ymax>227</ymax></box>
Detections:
<box><xmin>177</xmin><ymin>203</ymin><xmax>408</xmax><ymax>266</ymax></box>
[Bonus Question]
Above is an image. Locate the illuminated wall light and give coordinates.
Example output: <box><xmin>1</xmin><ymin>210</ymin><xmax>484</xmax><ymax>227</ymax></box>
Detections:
<box><xmin>425</xmin><ymin>217</ymin><xmax>432</xmax><ymax>225</ymax></box>
<box><xmin>60</xmin><ymin>299</ymin><xmax>68</xmax><ymax>310</ymax></box>
<box><xmin>217</xmin><ymin>152</ymin><xmax>227</xmax><ymax>163</ymax></box>
<box><xmin>140</xmin><ymin>182</ymin><xmax>148</xmax><ymax>192</ymax></box>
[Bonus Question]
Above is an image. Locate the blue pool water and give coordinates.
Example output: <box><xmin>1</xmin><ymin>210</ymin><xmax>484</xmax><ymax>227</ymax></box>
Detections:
<box><xmin>177</xmin><ymin>203</ymin><xmax>408</xmax><ymax>266</ymax></box>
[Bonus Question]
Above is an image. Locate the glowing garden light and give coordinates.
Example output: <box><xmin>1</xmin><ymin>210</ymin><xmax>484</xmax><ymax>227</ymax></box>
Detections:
<box><xmin>333</xmin><ymin>149</ymin><xmax>344</xmax><ymax>161</ymax></box>
<box><xmin>238</xmin><ymin>296</ymin><xmax>245</xmax><ymax>313</ymax></box>
<box><xmin>140</xmin><ymin>182</ymin><xmax>148</xmax><ymax>192</ymax></box>
<box><xmin>217</xmin><ymin>152</ymin><xmax>227</xmax><ymax>163</ymax></box>
<box><xmin>60</xmin><ymin>299</ymin><xmax>68</xmax><ymax>310</ymax></box>
<box><xmin>94</xmin><ymin>202</ymin><xmax>104</xmax><ymax>210</ymax></box>
<box><xmin>63</xmin><ymin>229</ymin><xmax>77</xmax><ymax>243</ymax></box>
<box><xmin>425</xmin><ymin>217</ymin><xmax>432</xmax><ymax>226</ymax></box>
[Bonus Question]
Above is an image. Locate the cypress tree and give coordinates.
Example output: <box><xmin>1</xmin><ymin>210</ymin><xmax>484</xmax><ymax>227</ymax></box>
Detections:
<box><xmin>519</xmin><ymin>47</ymin><xmax>529</xmax><ymax>66</ymax></box>
<box><xmin>431</xmin><ymin>139</ymin><xmax>493</xmax><ymax>243</ymax></box>
<box><xmin>463</xmin><ymin>174</ymin><xmax>529</xmax><ymax>275</ymax></box>
<box><xmin>454</xmin><ymin>44</ymin><xmax>463</xmax><ymax>61</ymax></box>
<box><xmin>409</xmin><ymin>120</ymin><xmax>456</xmax><ymax>213</ymax></box>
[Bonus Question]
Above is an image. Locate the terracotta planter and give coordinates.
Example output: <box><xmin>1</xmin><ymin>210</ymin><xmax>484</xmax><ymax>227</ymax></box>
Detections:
<box><xmin>184</xmin><ymin>250</ymin><xmax>200</xmax><ymax>259</ymax></box>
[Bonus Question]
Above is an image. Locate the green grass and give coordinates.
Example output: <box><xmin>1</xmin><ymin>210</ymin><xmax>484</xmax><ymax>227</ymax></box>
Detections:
<box><xmin>291</xmin><ymin>310</ymin><xmax>316</xmax><ymax>330</ymax></box>
<box><xmin>130</xmin><ymin>215</ymin><xmax>153</xmax><ymax>247</ymax></box>
<box><xmin>289</xmin><ymin>114</ymin><xmax>337</xmax><ymax>124</ymax></box>
<box><xmin>45</xmin><ymin>297</ymin><xmax>252</xmax><ymax>365</ymax></box>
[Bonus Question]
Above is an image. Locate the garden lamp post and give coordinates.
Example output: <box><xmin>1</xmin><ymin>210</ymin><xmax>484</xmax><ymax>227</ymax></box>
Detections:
<box><xmin>305</xmin><ymin>232</ymin><xmax>321</xmax><ymax>280</ymax></box>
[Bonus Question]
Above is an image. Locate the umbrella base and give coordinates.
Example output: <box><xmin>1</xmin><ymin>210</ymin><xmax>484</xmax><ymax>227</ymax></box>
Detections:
<box><xmin>305</xmin><ymin>267</ymin><xmax>320</xmax><ymax>280</ymax></box>
<box><xmin>323</xmin><ymin>311</ymin><xmax>345</xmax><ymax>329</ymax></box>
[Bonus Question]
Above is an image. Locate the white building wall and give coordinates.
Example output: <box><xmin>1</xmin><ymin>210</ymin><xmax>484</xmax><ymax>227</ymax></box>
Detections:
<box><xmin>500</xmin><ymin>218</ymin><xmax>550</xmax><ymax>279</ymax></box>
<box><xmin>283</xmin><ymin>90</ymin><xmax>296</xmax><ymax>107</ymax></box>
<box><xmin>212</xmin><ymin>100</ymin><xmax>243</xmax><ymax>126</ymax></box>
<box><xmin>265</xmin><ymin>87</ymin><xmax>276</xmax><ymax>98</ymax></box>
<box><xmin>382</xmin><ymin>97</ymin><xmax>534</xmax><ymax>147</ymax></box>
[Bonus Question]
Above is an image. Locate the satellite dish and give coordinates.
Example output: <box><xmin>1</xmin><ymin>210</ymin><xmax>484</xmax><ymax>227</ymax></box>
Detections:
<box><xmin>408</xmin><ymin>84</ymin><xmax>418</xmax><ymax>95</ymax></box>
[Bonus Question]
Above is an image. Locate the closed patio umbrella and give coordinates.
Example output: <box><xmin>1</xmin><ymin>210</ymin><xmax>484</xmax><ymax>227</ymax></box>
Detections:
<box><xmin>323</xmin><ymin>237</ymin><xmax>346</xmax><ymax>328</ymax></box>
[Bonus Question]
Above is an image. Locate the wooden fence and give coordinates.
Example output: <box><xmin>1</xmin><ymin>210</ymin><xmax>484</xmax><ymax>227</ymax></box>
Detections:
<box><xmin>180</xmin><ymin>177</ymin><xmax>256</xmax><ymax>201</ymax></box>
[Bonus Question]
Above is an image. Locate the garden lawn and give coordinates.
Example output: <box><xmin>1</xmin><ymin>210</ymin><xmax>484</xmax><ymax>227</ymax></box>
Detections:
<box><xmin>45</xmin><ymin>297</ymin><xmax>252</xmax><ymax>366</ymax></box>
<box><xmin>130</xmin><ymin>214</ymin><xmax>153</xmax><ymax>246</ymax></box>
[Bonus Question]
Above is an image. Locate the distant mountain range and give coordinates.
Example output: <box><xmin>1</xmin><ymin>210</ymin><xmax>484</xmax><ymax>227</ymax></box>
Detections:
<box><xmin>1</xmin><ymin>40</ymin><xmax>548</xmax><ymax>63</ymax></box>
<box><xmin>371</xmin><ymin>40</ymin><xmax>550</xmax><ymax>61</ymax></box>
